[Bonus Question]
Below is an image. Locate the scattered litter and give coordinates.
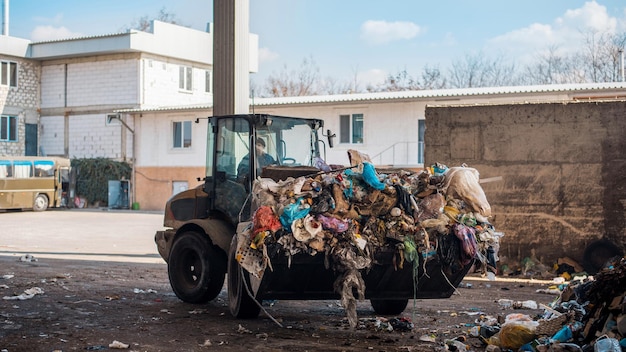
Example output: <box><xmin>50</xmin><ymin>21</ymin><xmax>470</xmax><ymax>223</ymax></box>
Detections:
<box><xmin>256</xmin><ymin>332</ymin><xmax>268</xmax><ymax>339</ymax></box>
<box><xmin>1</xmin><ymin>274</ymin><xmax>14</xmax><ymax>280</ymax></box>
<box><xmin>0</xmin><ymin>284</ymin><xmax>8</xmax><ymax>289</ymax></box>
<box><xmin>237</xmin><ymin>324</ymin><xmax>252</xmax><ymax>334</ymax></box>
<box><xmin>419</xmin><ymin>334</ymin><xmax>437</xmax><ymax>342</ymax></box>
<box><xmin>460</xmin><ymin>310</ymin><xmax>485</xmax><ymax>316</ymax></box>
<box><xmin>514</xmin><ymin>300</ymin><xmax>538</xmax><ymax>309</ymax></box>
<box><xmin>199</xmin><ymin>339</ymin><xmax>212</xmax><ymax>347</ymax></box>
<box><xmin>72</xmin><ymin>299</ymin><xmax>102</xmax><ymax>305</ymax></box>
<box><xmin>108</xmin><ymin>340</ymin><xmax>129</xmax><ymax>349</ymax></box>
<box><xmin>105</xmin><ymin>295</ymin><xmax>120</xmax><ymax>301</ymax></box>
<box><xmin>472</xmin><ymin>257</ymin><xmax>625</xmax><ymax>351</ymax></box>
<box><xmin>19</xmin><ymin>254</ymin><xmax>37</xmax><ymax>262</ymax></box>
<box><xmin>536</xmin><ymin>287</ymin><xmax>562</xmax><ymax>295</ymax></box>
<box><xmin>497</xmin><ymin>299</ymin><xmax>513</xmax><ymax>309</ymax></box>
<box><xmin>133</xmin><ymin>288</ymin><xmax>157</xmax><ymax>294</ymax></box>
<box><xmin>2</xmin><ymin>286</ymin><xmax>44</xmax><ymax>300</ymax></box>
<box><xmin>445</xmin><ymin>336</ymin><xmax>469</xmax><ymax>351</ymax></box>
<box><xmin>497</xmin><ymin>299</ymin><xmax>538</xmax><ymax>310</ymax></box>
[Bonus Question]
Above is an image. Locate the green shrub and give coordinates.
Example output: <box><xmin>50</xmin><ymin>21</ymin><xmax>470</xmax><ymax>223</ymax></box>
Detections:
<box><xmin>71</xmin><ymin>158</ymin><xmax>131</xmax><ymax>206</ymax></box>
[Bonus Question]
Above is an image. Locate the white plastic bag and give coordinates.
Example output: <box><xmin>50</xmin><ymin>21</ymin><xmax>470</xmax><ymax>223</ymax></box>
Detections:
<box><xmin>442</xmin><ymin>166</ymin><xmax>492</xmax><ymax>217</ymax></box>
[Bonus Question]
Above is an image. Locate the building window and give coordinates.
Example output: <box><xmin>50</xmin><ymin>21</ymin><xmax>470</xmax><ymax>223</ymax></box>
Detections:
<box><xmin>0</xmin><ymin>115</ymin><xmax>17</xmax><ymax>142</ymax></box>
<box><xmin>339</xmin><ymin>113</ymin><xmax>364</xmax><ymax>144</ymax></box>
<box><xmin>1</xmin><ymin>61</ymin><xmax>17</xmax><ymax>87</ymax></box>
<box><xmin>179</xmin><ymin>66</ymin><xmax>193</xmax><ymax>91</ymax></box>
<box><xmin>205</xmin><ymin>70</ymin><xmax>212</xmax><ymax>93</ymax></box>
<box><xmin>173</xmin><ymin>121</ymin><xmax>192</xmax><ymax>148</ymax></box>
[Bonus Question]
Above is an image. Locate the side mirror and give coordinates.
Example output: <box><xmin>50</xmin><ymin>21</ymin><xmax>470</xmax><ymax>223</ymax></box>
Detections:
<box><xmin>327</xmin><ymin>129</ymin><xmax>336</xmax><ymax>148</ymax></box>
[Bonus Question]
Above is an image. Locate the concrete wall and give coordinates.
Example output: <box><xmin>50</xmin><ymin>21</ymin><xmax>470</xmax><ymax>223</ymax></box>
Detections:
<box><xmin>425</xmin><ymin>100</ymin><xmax>626</xmax><ymax>266</ymax></box>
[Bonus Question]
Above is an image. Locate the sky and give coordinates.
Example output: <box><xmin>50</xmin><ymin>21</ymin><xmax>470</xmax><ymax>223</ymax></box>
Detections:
<box><xmin>6</xmin><ymin>1</ymin><xmax>626</xmax><ymax>90</ymax></box>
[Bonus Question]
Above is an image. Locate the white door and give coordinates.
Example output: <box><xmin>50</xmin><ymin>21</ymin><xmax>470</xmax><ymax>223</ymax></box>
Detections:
<box><xmin>172</xmin><ymin>181</ymin><xmax>188</xmax><ymax>196</ymax></box>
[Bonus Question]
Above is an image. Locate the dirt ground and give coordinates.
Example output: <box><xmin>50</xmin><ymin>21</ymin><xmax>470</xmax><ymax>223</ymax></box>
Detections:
<box><xmin>0</xmin><ymin>255</ymin><xmax>557</xmax><ymax>352</ymax></box>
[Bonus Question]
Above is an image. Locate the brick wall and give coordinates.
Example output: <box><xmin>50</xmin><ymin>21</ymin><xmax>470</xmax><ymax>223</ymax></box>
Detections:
<box><xmin>0</xmin><ymin>57</ymin><xmax>40</xmax><ymax>156</ymax></box>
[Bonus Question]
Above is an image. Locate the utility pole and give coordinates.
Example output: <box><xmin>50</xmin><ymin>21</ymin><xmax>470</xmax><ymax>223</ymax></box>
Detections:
<box><xmin>213</xmin><ymin>0</ymin><xmax>250</xmax><ymax>115</ymax></box>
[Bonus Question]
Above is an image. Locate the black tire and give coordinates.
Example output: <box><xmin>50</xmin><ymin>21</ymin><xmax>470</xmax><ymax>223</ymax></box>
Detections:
<box><xmin>228</xmin><ymin>236</ymin><xmax>261</xmax><ymax>318</ymax></box>
<box><xmin>582</xmin><ymin>240</ymin><xmax>623</xmax><ymax>275</ymax></box>
<box><xmin>33</xmin><ymin>194</ymin><xmax>49</xmax><ymax>212</ymax></box>
<box><xmin>168</xmin><ymin>231</ymin><xmax>226</xmax><ymax>304</ymax></box>
<box><xmin>370</xmin><ymin>299</ymin><xmax>409</xmax><ymax>315</ymax></box>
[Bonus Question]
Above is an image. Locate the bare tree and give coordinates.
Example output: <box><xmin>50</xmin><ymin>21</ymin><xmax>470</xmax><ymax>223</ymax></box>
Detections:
<box><xmin>417</xmin><ymin>65</ymin><xmax>447</xmax><ymax>90</ymax></box>
<box><xmin>522</xmin><ymin>31</ymin><xmax>626</xmax><ymax>85</ymax></box>
<box><xmin>577</xmin><ymin>30</ymin><xmax>626</xmax><ymax>82</ymax></box>
<box><xmin>376</xmin><ymin>69</ymin><xmax>420</xmax><ymax>91</ymax></box>
<box><xmin>448</xmin><ymin>52</ymin><xmax>518</xmax><ymax>88</ymax></box>
<box><xmin>320</xmin><ymin>76</ymin><xmax>353</xmax><ymax>95</ymax></box>
<box><xmin>368</xmin><ymin>66</ymin><xmax>447</xmax><ymax>92</ymax></box>
<box><xmin>262</xmin><ymin>56</ymin><xmax>321</xmax><ymax>97</ymax></box>
<box><xmin>122</xmin><ymin>7</ymin><xmax>183</xmax><ymax>32</ymax></box>
<box><xmin>256</xmin><ymin>29</ymin><xmax>626</xmax><ymax>96</ymax></box>
<box><xmin>522</xmin><ymin>46</ymin><xmax>570</xmax><ymax>85</ymax></box>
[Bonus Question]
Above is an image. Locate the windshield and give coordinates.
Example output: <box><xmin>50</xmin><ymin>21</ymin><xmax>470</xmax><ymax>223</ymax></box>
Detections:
<box><xmin>209</xmin><ymin>115</ymin><xmax>322</xmax><ymax>181</ymax></box>
<box><xmin>256</xmin><ymin>116</ymin><xmax>320</xmax><ymax>167</ymax></box>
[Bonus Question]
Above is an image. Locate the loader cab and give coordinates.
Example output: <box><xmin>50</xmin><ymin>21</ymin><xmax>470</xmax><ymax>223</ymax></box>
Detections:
<box><xmin>204</xmin><ymin>114</ymin><xmax>324</xmax><ymax>225</ymax></box>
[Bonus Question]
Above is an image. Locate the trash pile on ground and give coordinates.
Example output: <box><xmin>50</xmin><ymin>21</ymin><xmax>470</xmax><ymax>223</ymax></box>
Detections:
<box><xmin>234</xmin><ymin>150</ymin><xmax>501</xmax><ymax>328</ymax></box>
<box><xmin>470</xmin><ymin>257</ymin><xmax>626</xmax><ymax>351</ymax></box>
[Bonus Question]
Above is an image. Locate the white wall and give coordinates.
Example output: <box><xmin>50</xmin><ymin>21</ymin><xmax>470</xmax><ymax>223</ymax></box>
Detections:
<box><xmin>41</xmin><ymin>59</ymin><xmax>138</xmax><ymax>108</ymax></box>
<box><xmin>134</xmin><ymin>112</ymin><xmax>206</xmax><ymax>167</ymax></box>
<box><xmin>40</xmin><ymin>65</ymin><xmax>65</xmax><ymax>108</ymax></box>
<box><xmin>68</xmin><ymin>114</ymin><xmax>123</xmax><ymax>159</ymax></box>
<box><xmin>141</xmin><ymin>58</ymin><xmax>213</xmax><ymax>107</ymax></box>
<box><xmin>39</xmin><ymin>115</ymin><xmax>64</xmax><ymax>155</ymax></box>
<box><xmin>67</xmin><ymin>60</ymin><xmax>138</xmax><ymax>107</ymax></box>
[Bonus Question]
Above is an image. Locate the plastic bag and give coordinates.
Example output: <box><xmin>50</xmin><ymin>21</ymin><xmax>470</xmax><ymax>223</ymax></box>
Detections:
<box><xmin>497</xmin><ymin>323</ymin><xmax>536</xmax><ymax>349</ymax></box>
<box><xmin>252</xmin><ymin>206</ymin><xmax>282</xmax><ymax>237</ymax></box>
<box><xmin>361</xmin><ymin>162</ymin><xmax>385</xmax><ymax>190</ymax></box>
<box><xmin>453</xmin><ymin>223</ymin><xmax>477</xmax><ymax>264</ymax></box>
<box><xmin>279</xmin><ymin>197</ymin><xmax>311</xmax><ymax>229</ymax></box>
<box><xmin>417</xmin><ymin>193</ymin><xmax>445</xmax><ymax>222</ymax></box>
<box><xmin>442</xmin><ymin>166</ymin><xmax>492</xmax><ymax>217</ymax></box>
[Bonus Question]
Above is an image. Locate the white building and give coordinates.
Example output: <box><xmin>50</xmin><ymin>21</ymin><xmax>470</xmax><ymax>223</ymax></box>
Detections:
<box><xmin>0</xmin><ymin>20</ymin><xmax>259</xmax><ymax>159</ymax></box>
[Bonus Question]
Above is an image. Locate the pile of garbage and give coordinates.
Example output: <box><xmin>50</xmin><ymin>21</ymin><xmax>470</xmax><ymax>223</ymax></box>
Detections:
<box><xmin>234</xmin><ymin>150</ymin><xmax>501</xmax><ymax>328</ymax></box>
<box><xmin>471</xmin><ymin>257</ymin><xmax>626</xmax><ymax>351</ymax></box>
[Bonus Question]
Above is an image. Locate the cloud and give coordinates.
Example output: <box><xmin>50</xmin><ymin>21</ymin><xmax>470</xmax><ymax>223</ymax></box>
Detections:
<box><xmin>258</xmin><ymin>47</ymin><xmax>280</xmax><ymax>64</ymax></box>
<box><xmin>360</xmin><ymin>20</ymin><xmax>421</xmax><ymax>45</ymax></box>
<box><xmin>487</xmin><ymin>1</ymin><xmax>620</xmax><ymax>64</ymax></box>
<box><xmin>558</xmin><ymin>1</ymin><xmax>617</xmax><ymax>33</ymax></box>
<box><xmin>30</xmin><ymin>26</ymin><xmax>84</xmax><ymax>42</ymax></box>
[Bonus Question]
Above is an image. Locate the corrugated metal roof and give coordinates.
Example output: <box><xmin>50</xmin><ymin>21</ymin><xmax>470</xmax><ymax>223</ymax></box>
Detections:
<box><xmin>30</xmin><ymin>32</ymin><xmax>130</xmax><ymax>45</ymax></box>
<box><xmin>253</xmin><ymin>82</ymin><xmax>626</xmax><ymax>105</ymax></box>
<box><xmin>116</xmin><ymin>82</ymin><xmax>626</xmax><ymax>113</ymax></box>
